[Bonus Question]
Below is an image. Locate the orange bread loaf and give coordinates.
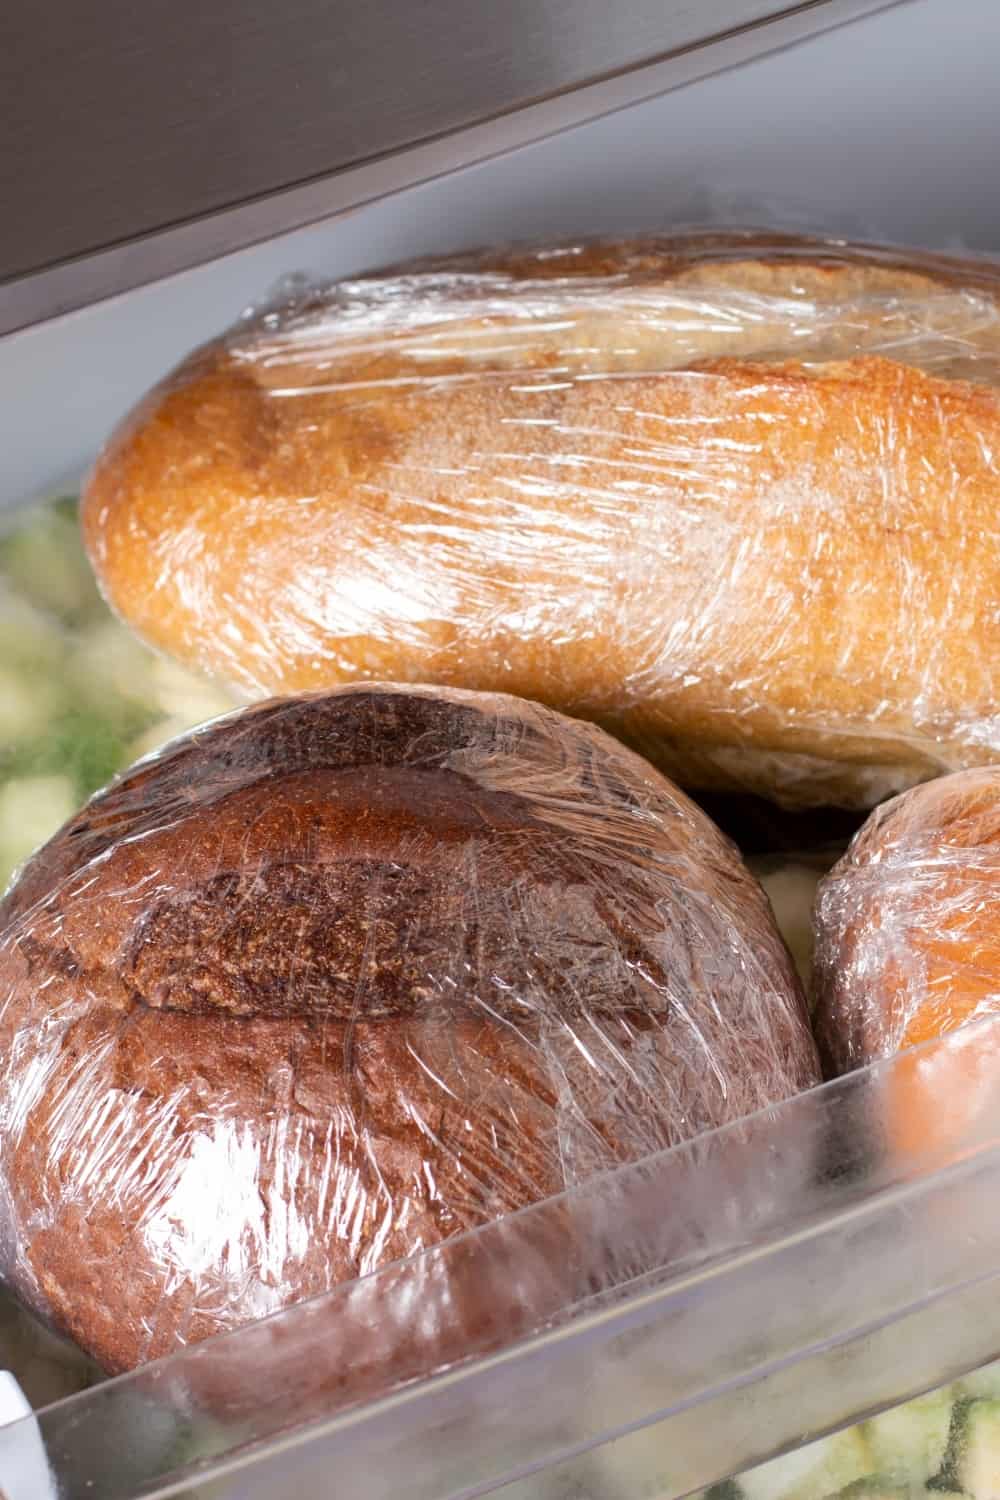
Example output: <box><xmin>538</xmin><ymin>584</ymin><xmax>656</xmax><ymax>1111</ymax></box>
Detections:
<box><xmin>814</xmin><ymin>768</ymin><xmax>1000</xmax><ymax>1161</ymax></box>
<box><xmin>83</xmin><ymin>232</ymin><xmax>1000</xmax><ymax>809</ymax></box>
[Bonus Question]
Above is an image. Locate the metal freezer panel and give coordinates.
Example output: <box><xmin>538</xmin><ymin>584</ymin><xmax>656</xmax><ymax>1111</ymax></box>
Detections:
<box><xmin>0</xmin><ymin>0</ymin><xmax>900</xmax><ymax>333</ymax></box>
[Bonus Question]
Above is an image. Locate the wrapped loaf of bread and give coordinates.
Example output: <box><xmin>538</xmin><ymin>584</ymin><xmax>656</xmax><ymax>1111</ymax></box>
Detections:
<box><xmin>0</xmin><ymin>685</ymin><xmax>817</xmax><ymax>1374</ymax></box>
<box><xmin>814</xmin><ymin>768</ymin><xmax>1000</xmax><ymax>1160</ymax></box>
<box><xmin>82</xmin><ymin>230</ymin><xmax>1000</xmax><ymax>810</ymax></box>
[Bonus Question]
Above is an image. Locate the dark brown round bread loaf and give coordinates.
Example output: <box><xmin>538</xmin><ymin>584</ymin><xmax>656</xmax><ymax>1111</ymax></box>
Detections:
<box><xmin>0</xmin><ymin>685</ymin><xmax>818</xmax><ymax>1374</ymax></box>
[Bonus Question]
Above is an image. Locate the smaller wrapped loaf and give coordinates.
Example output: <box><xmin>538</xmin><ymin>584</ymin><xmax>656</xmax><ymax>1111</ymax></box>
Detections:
<box><xmin>814</xmin><ymin>768</ymin><xmax>1000</xmax><ymax>1159</ymax></box>
<box><xmin>0</xmin><ymin>685</ymin><xmax>817</xmax><ymax>1374</ymax></box>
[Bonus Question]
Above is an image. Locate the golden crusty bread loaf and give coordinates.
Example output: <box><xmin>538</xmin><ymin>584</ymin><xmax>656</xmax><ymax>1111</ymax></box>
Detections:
<box><xmin>814</xmin><ymin>768</ymin><xmax>1000</xmax><ymax>1162</ymax></box>
<box><xmin>0</xmin><ymin>684</ymin><xmax>817</xmax><ymax>1374</ymax></box>
<box><xmin>82</xmin><ymin>232</ymin><xmax>1000</xmax><ymax>809</ymax></box>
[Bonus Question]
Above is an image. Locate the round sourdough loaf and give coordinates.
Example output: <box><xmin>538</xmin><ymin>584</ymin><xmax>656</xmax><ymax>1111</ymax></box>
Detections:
<box><xmin>0</xmin><ymin>684</ymin><xmax>816</xmax><ymax>1373</ymax></box>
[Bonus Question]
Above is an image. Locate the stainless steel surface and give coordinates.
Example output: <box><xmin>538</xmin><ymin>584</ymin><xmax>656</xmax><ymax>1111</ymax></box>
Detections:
<box><xmin>3</xmin><ymin>0</ymin><xmax>992</xmax><ymax>516</ymax></box>
<box><xmin>1</xmin><ymin>0</ymin><xmax>901</xmax><ymax>334</ymax></box>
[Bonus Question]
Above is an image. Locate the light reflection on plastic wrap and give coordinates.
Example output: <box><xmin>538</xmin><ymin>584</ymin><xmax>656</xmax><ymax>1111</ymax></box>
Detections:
<box><xmin>20</xmin><ymin>1018</ymin><xmax>1000</xmax><ymax>1500</ymax></box>
<box><xmin>0</xmin><ymin>683</ymin><xmax>817</xmax><ymax>1376</ymax></box>
<box><xmin>83</xmin><ymin>231</ymin><xmax>1000</xmax><ymax>810</ymax></box>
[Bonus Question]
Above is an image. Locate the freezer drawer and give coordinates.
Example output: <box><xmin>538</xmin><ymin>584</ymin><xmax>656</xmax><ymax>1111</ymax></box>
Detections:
<box><xmin>2</xmin><ymin>1</ymin><xmax>1000</xmax><ymax>1496</ymax></box>
<box><xmin>4</xmin><ymin>1015</ymin><xmax>1000</xmax><ymax>1500</ymax></box>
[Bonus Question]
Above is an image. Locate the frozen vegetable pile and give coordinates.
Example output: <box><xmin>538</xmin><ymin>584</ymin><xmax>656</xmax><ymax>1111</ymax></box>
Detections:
<box><xmin>0</xmin><ymin>498</ymin><xmax>237</xmax><ymax>891</ymax></box>
<box><xmin>707</xmin><ymin>1367</ymin><xmax>1000</xmax><ymax>1500</ymax></box>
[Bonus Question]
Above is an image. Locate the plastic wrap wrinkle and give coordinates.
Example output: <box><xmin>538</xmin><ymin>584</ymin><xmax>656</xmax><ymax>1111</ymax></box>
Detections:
<box><xmin>813</xmin><ymin>767</ymin><xmax>1000</xmax><ymax>1177</ymax></box>
<box><xmin>81</xmin><ymin>232</ymin><xmax>1000</xmax><ymax>811</ymax></box>
<box><xmin>0</xmin><ymin>683</ymin><xmax>817</xmax><ymax>1375</ymax></box>
<box><xmin>815</xmin><ymin>768</ymin><xmax>1000</xmax><ymax>1062</ymax></box>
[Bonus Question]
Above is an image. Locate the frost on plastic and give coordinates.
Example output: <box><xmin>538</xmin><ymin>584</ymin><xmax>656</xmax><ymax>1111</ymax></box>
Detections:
<box><xmin>83</xmin><ymin>230</ymin><xmax>1000</xmax><ymax>810</ymax></box>
<box><xmin>0</xmin><ymin>684</ymin><xmax>817</xmax><ymax>1374</ymax></box>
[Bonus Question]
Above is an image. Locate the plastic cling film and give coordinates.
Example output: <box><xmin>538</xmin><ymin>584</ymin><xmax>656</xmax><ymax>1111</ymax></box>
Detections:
<box><xmin>0</xmin><ymin>684</ymin><xmax>817</xmax><ymax>1377</ymax></box>
<box><xmin>81</xmin><ymin>230</ymin><xmax>1000</xmax><ymax>810</ymax></box>
<box><xmin>813</xmin><ymin>767</ymin><xmax>1000</xmax><ymax>1162</ymax></box>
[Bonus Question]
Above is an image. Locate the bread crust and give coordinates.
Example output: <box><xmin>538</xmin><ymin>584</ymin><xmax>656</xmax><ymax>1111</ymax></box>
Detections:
<box><xmin>82</xmin><ymin>233</ymin><xmax>1000</xmax><ymax>808</ymax></box>
<box><xmin>813</xmin><ymin>767</ymin><xmax>1000</xmax><ymax>1166</ymax></box>
<box><xmin>0</xmin><ymin>686</ymin><xmax>817</xmax><ymax>1372</ymax></box>
<box><xmin>815</xmin><ymin>767</ymin><xmax>1000</xmax><ymax>1071</ymax></box>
